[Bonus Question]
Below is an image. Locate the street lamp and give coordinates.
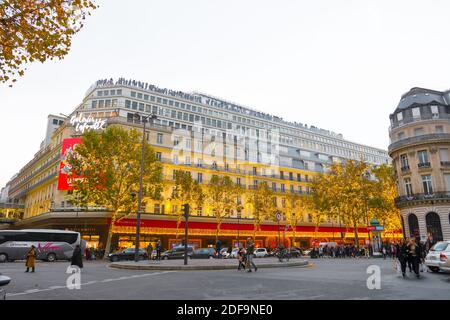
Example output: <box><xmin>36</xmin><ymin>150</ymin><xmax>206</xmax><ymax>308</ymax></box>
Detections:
<box><xmin>236</xmin><ymin>207</ymin><xmax>242</xmax><ymax>248</ymax></box>
<box><xmin>276</xmin><ymin>210</ymin><xmax>282</xmax><ymax>247</ymax></box>
<box><xmin>182</xmin><ymin>203</ymin><xmax>190</xmax><ymax>265</ymax></box>
<box><xmin>134</xmin><ymin>112</ymin><xmax>157</xmax><ymax>263</ymax></box>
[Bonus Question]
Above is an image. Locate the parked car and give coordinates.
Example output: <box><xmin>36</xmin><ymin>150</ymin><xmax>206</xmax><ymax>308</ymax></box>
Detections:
<box><xmin>219</xmin><ymin>247</ymin><xmax>231</xmax><ymax>258</ymax></box>
<box><xmin>254</xmin><ymin>248</ymin><xmax>268</xmax><ymax>258</ymax></box>
<box><xmin>0</xmin><ymin>273</ymin><xmax>11</xmax><ymax>300</ymax></box>
<box><xmin>289</xmin><ymin>248</ymin><xmax>302</xmax><ymax>258</ymax></box>
<box><xmin>192</xmin><ymin>248</ymin><xmax>216</xmax><ymax>259</ymax></box>
<box><xmin>161</xmin><ymin>246</ymin><xmax>194</xmax><ymax>260</ymax></box>
<box><xmin>229</xmin><ymin>248</ymin><xmax>239</xmax><ymax>258</ymax></box>
<box><xmin>425</xmin><ymin>241</ymin><xmax>450</xmax><ymax>273</ymax></box>
<box><xmin>108</xmin><ymin>248</ymin><xmax>148</xmax><ymax>262</ymax></box>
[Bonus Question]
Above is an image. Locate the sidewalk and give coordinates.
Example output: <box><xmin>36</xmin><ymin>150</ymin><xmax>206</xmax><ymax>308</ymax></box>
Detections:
<box><xmin>109</xmin><ymin>257</ymin><xmax>309</xmax><ymax>271</ymax></box>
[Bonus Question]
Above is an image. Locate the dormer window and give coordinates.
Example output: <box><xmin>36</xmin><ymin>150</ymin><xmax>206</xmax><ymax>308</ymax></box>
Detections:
<box><xmin>412</xmin><ymin>107</ymin><xmax>421</xmax><ymax>119</ymax></box>
<box><xmin>396</xmin><ymin>112</ymin><xmax>403</xmax><ymax>122</ymax></box>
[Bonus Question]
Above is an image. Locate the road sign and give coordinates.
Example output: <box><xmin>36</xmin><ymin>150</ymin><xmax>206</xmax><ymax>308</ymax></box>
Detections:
<box><xmin>375</xmin><ymin>226</ymin><xmax>384</xmax><ymax>231</ymax></box>
<box><xmin>276</xmin><ymin>212</ymin><xmax>282</xmax><ymax>221</ymax></box>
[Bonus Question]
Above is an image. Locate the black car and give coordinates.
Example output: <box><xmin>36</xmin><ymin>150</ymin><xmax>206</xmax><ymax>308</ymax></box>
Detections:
<box><xmin>191</xmin><ymin>248</ymin><xmax>216</xmax><ymax>259</ymax></box>
<box><xmin>108</xmin><ymin>248</ymin><xmax>148</xmax><ymax>262</ymax></box>
<box><xmin>161</xmin><ymin>246</ymin><xmax>194</xmax><ymax>260</ymax></box>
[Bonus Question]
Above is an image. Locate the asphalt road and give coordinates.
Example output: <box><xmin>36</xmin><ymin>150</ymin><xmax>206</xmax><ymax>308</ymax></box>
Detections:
<box><xmin>1</xmin><ymin>258</ymin><xmax>449</xmax><ymax>300</ymax></box>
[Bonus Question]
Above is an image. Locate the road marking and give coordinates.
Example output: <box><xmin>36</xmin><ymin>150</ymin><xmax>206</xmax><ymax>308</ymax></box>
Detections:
<box><xmin>6</xmin><ymin>271</ymin><xmax>175</xmax><ymax>298</ymax></box>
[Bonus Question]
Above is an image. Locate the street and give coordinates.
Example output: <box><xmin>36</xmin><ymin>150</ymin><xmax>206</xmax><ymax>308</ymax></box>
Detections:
<box><xmin>1</xmin><ymin>258</ymin><xmax>449</xmax><ymax>300</ymax></box>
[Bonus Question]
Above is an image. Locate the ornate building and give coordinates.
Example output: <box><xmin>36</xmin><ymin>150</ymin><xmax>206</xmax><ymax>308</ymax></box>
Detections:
<box><xmin>4</xmin><ymin>78</ymin><xmax>394</xmax><ymax>250</ymax></box>
<box><xmin>389</xmin><ymin>87</ymin><xmax>450</xmax><ymax>242</ymax></box>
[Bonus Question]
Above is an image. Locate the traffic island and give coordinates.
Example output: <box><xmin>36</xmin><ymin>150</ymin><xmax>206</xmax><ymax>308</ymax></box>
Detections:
<box><xmin>109</xmin><ymin>257</ymin><xmax>309</xmax><ymax>271</ymax></box>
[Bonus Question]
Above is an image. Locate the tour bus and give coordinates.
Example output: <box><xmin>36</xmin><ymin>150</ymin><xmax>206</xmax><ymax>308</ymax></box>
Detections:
<box><xmin>0</xmin><ymin>229</ymin><xmax>84</xmax><ymax>263</ymax></box>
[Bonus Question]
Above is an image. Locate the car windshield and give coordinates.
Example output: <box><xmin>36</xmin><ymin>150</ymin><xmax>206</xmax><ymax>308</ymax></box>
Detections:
<box><xmin>431</xmin><ymin>242</ymin><xmax>449</xmax><ymax>251</ymax></box>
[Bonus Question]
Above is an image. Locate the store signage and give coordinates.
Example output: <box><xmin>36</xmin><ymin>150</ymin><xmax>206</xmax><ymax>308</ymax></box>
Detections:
<box><xmin>375</xmin><ymin>226</ymin><xmax>384</xmax><ymax>231</ymax></box>
<box><xmin>70</xmin><ymin>115</ymin><xmax>107</xmax><ymax>133</ymax></box>
<box><xmin>367</xmin><ymin>226</ymin><xmax>376</xmax><ymax>231</ymax></box>
<box><xmin>57</xmin><ymin>138</ymin><xmax>83</xmax><ymax>190</ymax></box>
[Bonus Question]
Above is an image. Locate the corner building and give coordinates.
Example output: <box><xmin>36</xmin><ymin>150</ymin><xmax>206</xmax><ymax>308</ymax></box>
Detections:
<box><xmin>6</xmin><ymin>78</ymin><xmax>392</xmax><ymax>250</ymax></box>
<box><xmin>389</xmin><ymin>87</ymin><xmax>450</xmax><ymax>242</ymax></box>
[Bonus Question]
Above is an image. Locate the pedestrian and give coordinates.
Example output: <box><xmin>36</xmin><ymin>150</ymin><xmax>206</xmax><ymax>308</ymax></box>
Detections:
<box><xmin>245</xmin><ymin>238</ymin><xmax>258</xmax><ymax>272</ymax></box>
<box><xmin>216</xmin><ymin>239</ymin><xmax>222</xmax><ymax>258</ymax></box>
<box><xmin>397</xmin><ymin>239</ymin><xmax>408</xmax><ymax>278</ymax></box>
<box><xmin>85</xmin><ymin>247</ymin><xmax>92</xmax><ymax>261</ymax></box>
<box><xmin>237</xmin><ymin>245</ymin><xmax>246</xmax><ymax>271</ymax></box>
<box><xmin>25</xmin><ymin>245</ymin><xmax>37</xmax><ymax>273</ymax></box>
<box><xmin>408</xmin><ymin>238</ymin><xmax>421</xmax><ymax>278</ymax></box>
<box><xmin>71</xmin><ymin>244</ymin><xmax>83</xmax><ymax>270</ymax></box>
<box><xmin>147</xmin><ymin>242</ymin><xmax>153</xmax><ymax>260</ymax></box>
<box><xmin>382</xmin><ymin>246</ymin><xmax>387</xmax><ymax>259</ymax></box>
<box><xmin>156</xmin><ymin>240</ymin><xmax>162</xmax><ymax>262</ymax></box>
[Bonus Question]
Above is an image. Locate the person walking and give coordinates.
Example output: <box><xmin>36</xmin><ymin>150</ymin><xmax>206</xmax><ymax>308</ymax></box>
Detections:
<box><xmin>237</xmin><ymin>245</ymin><xmax>246</xmax><ymax>271</ymax></box>
<box><xmin>216</xmin><ymin>240</ymin><xmax>222</xmax><ymax>259</ymax></box>
<box><xmin>71</xmin><ymin>245</ymin><xmax>84</xmax><ymax>270</ymax></box>
<box><xmin>382</xmin><ymin>246</ymin><xmax>387</xmax><ymax>260</ymax></box>
<box><xmin>397</xmin><ymin>239</ymin><xmax>408</xmax><ymax>278</ymax></box>
<box><xmin>408</xmin><ymin>239</ymin><xmax>421</xmax><ymax>278</ymax></box>
<box><xmin>147</xmin><ymin>243</ymin><xmax>153</xmax><ymax>261</ymax></box>
<box><xmin>25</xmin><ymin>245</ymin><xmax>37</xmax><ymax>273</ymax></box>
<box><xmin>245</xmin><ymin>238</ymin><xmax>258</xmax><ymax>272</ymax></box>
<box><xmin>155</xmin><ymin>240</ymin><xmax>162</xmax><ymax>262</ymax></box>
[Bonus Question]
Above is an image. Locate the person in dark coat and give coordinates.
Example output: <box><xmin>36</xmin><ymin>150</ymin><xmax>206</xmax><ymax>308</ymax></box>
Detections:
<box><xmin>71</xmin><ymin>245</ymin><xmax>83</xmax><ymax>269</ymax></box>
<box><xmin>397</xmin><ymin>239</ymin><xmax>408</xmax><ymax>278</ymax></box>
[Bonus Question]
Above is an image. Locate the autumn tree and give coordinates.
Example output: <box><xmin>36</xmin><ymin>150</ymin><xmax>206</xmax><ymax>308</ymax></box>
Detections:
<box><xmin>247</xmin><ymin>182</ymin><xmax>275</xmax><ymax>239</ymax></box>
<box><xmin>171</xmin><ymin>170</ymin><xmax>204</xmax><ymax>239</ymax></box>
<box><xmin>206</xmin><ymin>175</ymin><xmax>241</xmax><ymax>242</ymax></box>
<box><xmin>0</xmin><ymin>0</ymin><xmax>97</xmax><ymax>85</ymax></box>
<box><xmin>283</xmin><ymin>192</ymin><xmax>311</xmax><ymax>246</ymax></box>
<box><xmin>66</xmin><ymin>126</ymin><xmax>163</xmax><ymax>258</ymax></box>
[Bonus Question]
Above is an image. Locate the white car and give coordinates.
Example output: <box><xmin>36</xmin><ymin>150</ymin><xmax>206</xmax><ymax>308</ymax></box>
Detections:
<box><xmin>229</xmin><ymin>248</ymin><xmax>239</xmax><ymax>258</ymax></box>
<box><xmin>254</xmin><ymin>248</ymin><xmax>268</xmax><ymax>258</ymax></box>
<box><xmin>425</xmin><ymin>241</ymin><xmax>450</xmax><ymax>273</ymax></box>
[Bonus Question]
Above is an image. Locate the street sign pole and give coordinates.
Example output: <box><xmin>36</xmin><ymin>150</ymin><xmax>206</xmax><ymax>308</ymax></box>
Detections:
<box><xmin>183</xmin><ymin>204</ymin><xmax>189</xmax><ymax>266</ymax></box>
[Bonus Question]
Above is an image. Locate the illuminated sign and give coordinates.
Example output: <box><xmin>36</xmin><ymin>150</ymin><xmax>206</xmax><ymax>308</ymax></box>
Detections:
<box><xmin>57</xmin><ymin>138</ymin><xmax>83</xmax><ymax>190</ymax></box>
<box><xmin>70</xmin><ymin>114</ymin><xmax>107</xmax><ymax>133</ymax></box>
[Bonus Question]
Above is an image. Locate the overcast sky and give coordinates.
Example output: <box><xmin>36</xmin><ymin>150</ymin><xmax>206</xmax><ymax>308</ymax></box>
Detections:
<box><xmin>1</xmin><ymin>0</ymin><xmax>450</xmax><ymax>188</ymax></box>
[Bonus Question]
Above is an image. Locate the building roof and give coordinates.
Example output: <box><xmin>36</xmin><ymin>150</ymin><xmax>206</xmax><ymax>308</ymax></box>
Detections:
<box><xmin>395</xmin><ymin>87</ymin><xmax>447</xmax><ymax>112</ymax></box>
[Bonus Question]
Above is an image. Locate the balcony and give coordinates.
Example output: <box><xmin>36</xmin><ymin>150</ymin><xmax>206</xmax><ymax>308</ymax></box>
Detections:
<box><xmin>388</xmin><ymin>133</ymin><xmax>450</xmax><ymax>153</ymax></box>
<box><xmin>441</xmin><ymin>161</ymin><xmax>450</xmax><ymax>167</ymax></box>
<box><xmin>400</xmin><ymin>165</ymin><xmax>410</xmax><ymax>172</ymax></box>
<box><xmin>417</xmin><ymin>162</ymin><xmax>431</xmax><ymax>169</ymax></box>
<box><xmin>395</xmin><ymin>192</ymin><xmax>450</xmax><ymax>207</ymax></box>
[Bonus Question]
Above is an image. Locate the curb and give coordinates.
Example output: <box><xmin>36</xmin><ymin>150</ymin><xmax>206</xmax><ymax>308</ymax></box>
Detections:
<box><xmin>109</xmin><ymin>260</ymin><xmax>309</xmax><ymax>271</ymax></box>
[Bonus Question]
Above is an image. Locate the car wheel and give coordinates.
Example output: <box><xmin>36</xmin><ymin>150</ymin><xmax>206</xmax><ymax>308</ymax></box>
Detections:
<box><xmin>0</xmin><ymin>253</ymin><xmax>8</xmax><ymax>263</ymax></box>
<box><xmin>111</xmin><ymin>256</ymin><xmax>119</xmax><ymax>262</ymax></box>
<box><xmin>429</xmin><ymin>266</ymin><xmax>440</xmax><ymax>273</ymax></box>
<box><xmin>47</xmin><ymin>253</ymin><xmax>56</xmax><ymax>262</ymax></box>
<box><xmin>163</xmin><ymin>256</ymin><xmax>169</xmax><ymax>260</ymax></box>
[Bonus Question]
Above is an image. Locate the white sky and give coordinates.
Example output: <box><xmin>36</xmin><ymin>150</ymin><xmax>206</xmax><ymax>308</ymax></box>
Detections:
<box><xmin>1</xmin><ymin>0</ymin><xmax>450</xmax><ymax>188</ymax></box>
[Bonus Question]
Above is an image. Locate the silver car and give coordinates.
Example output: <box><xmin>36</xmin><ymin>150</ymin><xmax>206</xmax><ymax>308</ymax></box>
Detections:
<box><xmin>0</xmin><ymin>273</ymin><xmax>11</xmax><ymax>300</ymax></box>
<box><xmin>425</xmin><ymin>241</ymin><xmax>450</xmax><ymax>273</ymax></box>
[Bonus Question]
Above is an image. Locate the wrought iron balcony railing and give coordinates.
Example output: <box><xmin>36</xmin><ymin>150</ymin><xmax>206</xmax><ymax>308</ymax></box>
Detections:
<box><xmin>395</xmin><ymin>192</ymin><xmax>450</xmax><ymax>206</ymax></box>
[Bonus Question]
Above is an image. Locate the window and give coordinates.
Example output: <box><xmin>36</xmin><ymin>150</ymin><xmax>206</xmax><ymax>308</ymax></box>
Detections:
<box><xmin>280</xmin><ymin>171</ymin><xmax>284</xmax><ymax>179</ymax></box>
<box><xmin>400</xmin><ymin>154</ymin><xmax>409</xmax><ymax>169</ymax></box>
<box><xmin>131</xmin><ymin>91</ymin><xmax>136</xmax><ymax>98</ymax></box>
<box><xmin>431</xmin><ymin>105</ymin><xmax>439</xmax><ymax>117</ymax></box>
<box><xmin>396</xmin><ymin>112</ymin><xmax>403</xmax><ymax>122</ymax></box>
<box><xmin>290</xmin><ymin>185</ymin><xmax>294</xmax><ymax>193</ymax></box>
<box><xmin>173</xmin><ymin>155</ymin><xmax>179</xmax><ymax>164</ymax></box>
<box><xmin>417</xmin><ymin>150</ymin><xmax>429</xmax><ymax>165</ymax></box>
<box><xmin>125</xmin><ymin>100</ymin><xmax>131</xmax><ymax>108</ymax></box>
<box><xmin>92</xmin><ymin>101</ymin><xmax>97</xmax><ymax>108</ymax></box>
<box><xmin>297</xmin><ymin>174</ymin><xmax>301</xmax><ymax>181</ymax></box>
<box><xmin>421</xmin><ymin>175</ymin><xmax>433</xmax><ymax>195</ymax></box>
<box><xmin>197</xmin><ymin>173</ymin><xmax>203</xmax><ymax>183</ymax></box>
<box><xmin>110</xmin><ymin>90</ymin><xmax>115</xmax><ymax>95</ymax></box>
<box><xmin>97</xmin><ymin>91</ymin><xmax>103</xmax><ymax>96</ymax></box>
<box><xmin>98</xmin><ymin>100</ymin><xmax>104</xmax><ymax>108</ymax></box>
<box><xmin>272</xmin><ymin>182</ymin><xmax>277</xmax><ymax>191</ymax></box>
<box><xmin>253</xmin><ymin>167</ymin><xmax>257</xmax><ymax>175</ymax></box>
<box><xmin>281</xmin><ymin>184</ymin><xmax>285</xmax><ymax>192</ymax></box>
<box><xmin>185</xmin><ymin>156</ymin><xmax>191</xmax><ymax>165</ymax></box>
<box><xmin>414</xmin><ymin>127</ymin><xmax>424</xmax><ymax>136</ymax></box>
<box><xmin>155</xmin><ymin>152</ymin><xmax>162</xmax><ymax>161</ymax></box>
<box><xmin>157</xmin><ymin>133</ymin><xmax>163</xmax><ymax>144</ymax></box>
<box><xmin>444</xmin><ymin>174</ymin><xmax>450</xmax><ymax>192</ymax></box>
<box><xmin>436</xmin><ymin>125</ymin><xmax>444</xmax><ymax>133</ymax></box>
<box><xmin>132</xmin><ymin>101</ymin><xmax>137</xmax><ymax>110</ymax></box>
<box><xmin>236</xmin><ymin>178</ymin><xmax>241</xmax><ymax>186</ymax></box>
<box><xmin>412</xmin><ymin>107</ymin><xmax>421</xmax><ymax>119</ymax></box>
<box><xmin>439</xmin><ymin>148</ymin><xmax>449</xmax><ymax>162</ymax></box>
<box><xmin>52</xmin><ymin>119</ymin><xmax>58</xmax><ymax>125</ymax></box>
<box><xmin>116</xmin><ymin>89</ymin><xmax>122</xmax><ymax>95</ymax></box>
<box><xmin>404</xmin><ymin>178</ymin><xmax>413</xmax><ymax>196</ymax></box>
<box><xmin>154</xmin><ymin>204</ymin><xmax>161</xmax><ymax>214</ymax></box>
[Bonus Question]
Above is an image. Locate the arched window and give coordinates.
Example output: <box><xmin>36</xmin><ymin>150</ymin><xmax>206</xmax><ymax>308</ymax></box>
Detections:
<box><xmin>408</xmin><ymin>213</ymin><xmax>420</xmax><ymax>239</ymax></box>
<box><xmin>426</xmin><ymin>212</ymin><xmax>443</xmax><ymax>242</ymax></box>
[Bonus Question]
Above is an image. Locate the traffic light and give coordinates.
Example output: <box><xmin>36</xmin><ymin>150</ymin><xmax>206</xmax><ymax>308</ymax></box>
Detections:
<box><xmin>182</xmin><ymin>203</ymin><xmax>190</xmax><ymax>216</ymax></box>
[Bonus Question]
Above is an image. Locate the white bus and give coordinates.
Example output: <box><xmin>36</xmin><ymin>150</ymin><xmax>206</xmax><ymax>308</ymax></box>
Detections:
<box><xmin>0</xmin><ymin>229</ymin><xmax>83</xmax><ymax>263</ymax></box>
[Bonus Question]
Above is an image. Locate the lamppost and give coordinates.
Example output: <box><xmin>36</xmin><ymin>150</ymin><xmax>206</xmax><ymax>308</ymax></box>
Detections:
<box><xmin>134</xmin><ymin>112</ymin><xmax>157</xmax><ymax>263</ymax></box>
<box><xmin>276</xmin><ymin>211</ymin><xmax>282</xmax><ymax>247</ymax></box>
<box><xmin>237</xmin><ymin>207</ymin><xmax>242</xmax><ymax>247</ymax></box>
<box><xmin>182</xmin><ymin>203</ymin><xmax>190</xmax><ymax>265</ymax></box>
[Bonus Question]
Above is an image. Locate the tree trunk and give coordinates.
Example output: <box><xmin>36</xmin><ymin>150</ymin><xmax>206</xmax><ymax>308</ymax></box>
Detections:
<box><xmin>103</xmin><ymin>212</ymin><xmax>118</xmax><ymax>259</ymax></box>
<box><xmin>292</xmin><ymin>226</ymin><xmax>297</xmax><ymax>247</ymax></box>
<box><xmin>215</xmin><ymin>219</ymin><xmax>222</xmax><ymax>243</ymax></box>
<box><xmin>175</xmin><ymin>215</ymin><xmax>182</xmax><ymax>239</ymax></box>
<box><xmin>353</xmin><ymin>222</ymin><xmax>359</xmax><ymax>248</ymax></box>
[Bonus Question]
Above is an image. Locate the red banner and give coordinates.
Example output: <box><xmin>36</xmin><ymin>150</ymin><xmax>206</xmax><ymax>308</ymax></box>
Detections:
<box><xmin>57</xmin><ymin>138</ymin><xmax>82</xmax><ymax>190</ymax></box>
